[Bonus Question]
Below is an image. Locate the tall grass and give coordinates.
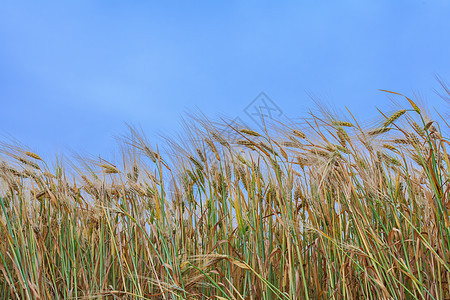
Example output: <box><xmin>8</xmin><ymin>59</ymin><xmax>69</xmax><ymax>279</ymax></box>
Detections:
<box><xmin>1</xmin><ymin>91</ymin><xmax>450</xmax><ymax>299</ymax></box>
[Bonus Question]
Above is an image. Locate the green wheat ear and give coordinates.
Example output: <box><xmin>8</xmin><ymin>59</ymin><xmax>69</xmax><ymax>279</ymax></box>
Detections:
<box><xmin>240</xmin><ymin>128</ymin><xmax>261</xmax><ymax>137</ymax></box>
<box><xmin>383</xmin><ymin>109</ymin><xmax>406</xmax><ymax>127</ymax></box>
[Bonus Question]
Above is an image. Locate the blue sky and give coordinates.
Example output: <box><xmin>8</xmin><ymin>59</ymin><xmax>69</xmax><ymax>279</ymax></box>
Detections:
<box><xmin>1</xmin><ymin>1</ymin><xmax>450</xmax><ymax>158</ymax></box>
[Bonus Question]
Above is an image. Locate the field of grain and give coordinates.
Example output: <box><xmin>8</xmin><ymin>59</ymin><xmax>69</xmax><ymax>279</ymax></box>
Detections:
<box><xmin>1</xmin><ymin>90</ymin><xmax>450</xmax><ymax>299</ymax></box>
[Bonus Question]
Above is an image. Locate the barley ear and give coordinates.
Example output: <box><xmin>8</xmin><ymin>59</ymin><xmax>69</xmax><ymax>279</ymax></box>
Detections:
<box><xmin>25</xmin><ymin>151</ymin><xmax>43</xmax><ymax>161</ymax></box>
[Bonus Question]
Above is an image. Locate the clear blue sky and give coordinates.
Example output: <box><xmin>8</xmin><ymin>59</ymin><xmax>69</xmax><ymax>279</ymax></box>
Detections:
<box><xmin>1</xmin><ymin>1</ymin><xmax>450</xmax><ymax>158</ymax></box>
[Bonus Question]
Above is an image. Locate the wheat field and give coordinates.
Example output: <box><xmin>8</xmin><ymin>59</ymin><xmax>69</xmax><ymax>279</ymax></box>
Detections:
<box><xmin>1</xmin><ymin>90</ymin><xmax>450</xmax><ymax>299</ymax></box>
